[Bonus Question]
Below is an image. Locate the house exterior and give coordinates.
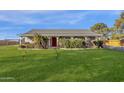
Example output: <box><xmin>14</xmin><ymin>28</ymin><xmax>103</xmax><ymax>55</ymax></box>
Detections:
<box><xmin>20</xmin><ymin>29</ymin><xmax>102</xmax><ymax>48</ymax></box>
<box><xmin>105</xmin><ymin>29</ymin><xmax>124</xmax><ymax>40</ymax></box>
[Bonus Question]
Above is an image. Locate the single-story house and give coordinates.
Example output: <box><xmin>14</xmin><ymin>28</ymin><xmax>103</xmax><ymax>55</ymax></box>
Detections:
<box><xmin>20</xmin><ymin>29</ymin><xmax>102</xmax><ymax>48</ymax></box>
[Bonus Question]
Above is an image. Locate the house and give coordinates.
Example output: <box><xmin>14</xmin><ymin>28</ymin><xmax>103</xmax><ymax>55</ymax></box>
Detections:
<box><xmin>105</xmin><ymin>30</ymin><xmax>124</xmax><ymax>40</ymax></box>
<box><xmin>20</xmin><ymin>29</ymin><xmax>102</xmax><ymax>48</ymax></box>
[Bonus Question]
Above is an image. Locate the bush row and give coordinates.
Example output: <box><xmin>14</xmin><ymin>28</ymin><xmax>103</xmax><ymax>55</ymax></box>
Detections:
<box><xmin>19</xmin><ymin>43</ymin><xmax>34</xmax><ymax>48</ymax></box>
<box><xmin>59</xmin><ymin>39</ymin><xmax>88</xmax><ymax>48</ymax></box>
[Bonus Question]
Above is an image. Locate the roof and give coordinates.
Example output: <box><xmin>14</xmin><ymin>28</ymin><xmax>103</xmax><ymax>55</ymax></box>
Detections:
<box><xmin>21</xmin><ymin>29</ymin><xmax>102</xmax><ymax>37</ymax></box>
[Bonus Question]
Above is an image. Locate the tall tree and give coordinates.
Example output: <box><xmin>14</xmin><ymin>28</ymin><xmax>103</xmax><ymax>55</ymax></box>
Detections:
<box><xmin>115</xmin><ymin>19</ymin><xmax>122</xmax><ymax>29</ymax></box>
<box><xmin>114</xmin><ymin>12</ymin><xmax>124</xmax><ymax>29</ymax></box>
<box><xmin>120</xmin><ymin>12</ymin><xmax>124</xmax><ymax>19</ymax></box>
<box><xmin>91</xmin><ymin>23</ymin><xmax>109</xmax><ymax>34</ymax></box>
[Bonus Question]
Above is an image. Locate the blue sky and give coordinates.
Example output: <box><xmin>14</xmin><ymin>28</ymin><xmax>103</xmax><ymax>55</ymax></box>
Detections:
<box><xmin>0</xmin><ymin>10</ymin><xmax>122</xmax><ymax>40</ymax></box>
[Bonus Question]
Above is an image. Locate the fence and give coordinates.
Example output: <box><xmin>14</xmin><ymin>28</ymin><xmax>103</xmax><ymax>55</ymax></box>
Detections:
<box><xmin>105</xmin><ymin>40</ymin><xmax>124</xmax><ymax>47</ymax></box>
<box><xmin>0</xmin><ymin>40</ymin><xmax>19</xmax><ymax>46</ymax></box>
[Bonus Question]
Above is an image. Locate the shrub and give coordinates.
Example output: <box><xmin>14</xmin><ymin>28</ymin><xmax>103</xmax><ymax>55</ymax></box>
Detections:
<box><xmin>65</xmin><ymin>39</ymin><xmax>71</xmax><ymax>48</ymax></box>
<box><xmin>59</xmin><ymin>38</ymin><xmax>66</xmax><ymax>48</ymax></box>
<box><xmin>74</xmin><ymin>39</ymin><xmax>83</xmax><ymax>48</ymax></box>
<box><xmin>20</xmin><ymin>44</ymin><xmax>34</xmax><ymax>48</ymax></box>
<box><xmin>20</xmin><ymin>44</ymin><xmax>26</xmax><ymax>48</ymax></box>
<box><xmin>26</xmin><ymin>44</ymin><xmax>34</xmax><ymax>48</ymax></box>
<box><xmin>59</xmin><ymin>38</ymin><xmax>85</xmax><ymax>48</ymax></box>
<box><xmin>82</xmin><ymin>41</ymin><xmax>86</xmax><ymax>48</ymax></box>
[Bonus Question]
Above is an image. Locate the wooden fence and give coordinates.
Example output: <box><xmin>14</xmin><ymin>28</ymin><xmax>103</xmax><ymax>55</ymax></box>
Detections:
<box><xmin>105</xmin><ymin>40</ymin><xmax>124</xmax><ymax>47</ymax></box>
<box><xmin>0</xmin><ymin>40</ymin><xmax>19</xmax><ymax>46</ymax></box>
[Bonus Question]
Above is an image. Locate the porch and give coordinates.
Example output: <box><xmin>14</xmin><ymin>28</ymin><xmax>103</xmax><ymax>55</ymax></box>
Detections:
<box><xmin>20</xmin><ymin>36</ymin><xmax>98</xmax><ymax>48</ymax></box>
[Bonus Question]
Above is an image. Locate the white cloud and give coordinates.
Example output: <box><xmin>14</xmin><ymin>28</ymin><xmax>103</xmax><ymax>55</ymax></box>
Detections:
<box><xmin>0</xmin><ymin>15</ymin><xmax>11</xmax><ymax>21</ymax></box>
<box><xmin>0</xmin><ymin>27</ymin><xmax>24</xmax><ymax>30</ymax></box>
<box><xmin>35</xmin><ymin>10</ymin><xmax>122</xmax><ymax>25</ymax></box>
<box><xmin>0</xmin><ymin>10</ymin><xmax>122</xmax><ymax>26</ymax></box>
<box><xmin>0</xmin><ymin>13</ymin><xmax>39</xmax><ymax>25</ymax></box>
<box><xmin>34</xmin><ymin>12</ymin><xmax>88</xmax><ymax>25</ymax></box>
<box><xmin>0</xmin><ymin>10</ymin><xmax>67</xmax><ymax>25</ymax></box>
<box><xmin>17</xmin><ymin>10</ymin><xmax>64</xmax><ymax>15</ymax></box>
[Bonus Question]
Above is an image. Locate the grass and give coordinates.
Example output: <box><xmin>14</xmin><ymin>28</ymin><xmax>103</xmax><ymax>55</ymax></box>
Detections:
<box><xmin>0</xmin><ymin>45</ymin><xmax>124</xmax><ymax>82</ymax></box>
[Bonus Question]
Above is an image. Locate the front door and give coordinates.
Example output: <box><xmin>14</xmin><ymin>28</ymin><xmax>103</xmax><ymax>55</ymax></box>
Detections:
<box><xmin>51</xmin><ymin>37</ymin><xmax>57</xmax><ymax>47</ymax></box>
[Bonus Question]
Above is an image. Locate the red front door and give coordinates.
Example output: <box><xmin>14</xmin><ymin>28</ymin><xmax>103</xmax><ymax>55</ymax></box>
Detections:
<box><xmin>51</xmin><ymin>37</ymin><xmax>57</xmax><ymax>47</ymax></box>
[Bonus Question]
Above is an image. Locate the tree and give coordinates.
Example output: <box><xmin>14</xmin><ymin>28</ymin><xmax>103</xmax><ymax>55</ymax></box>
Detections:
<box><xmin>114</xmin><ymin>19</ymin><xmax>122</xmax><ymax>29</ymax></box>
<box><xmin>114</xmin><ymin>12</ymin><xmax>124</xmax><ymax>29</ymax></box>
<box><xmin>120</xmin><ymin>12</ymin><xmax>124</xmax><ymax>19</ymax></box>
<box><xmin>33</xmin><ymin>33</ymin><xmax>43</xmax><ymax>48</ymax></box>
<box><xmin>33</xmin><ymin>33</ymin><xmax>49</xmax><ymax>49</ymax></box>
<box><xmin>91</xmin><ymin>23</ymin><xmax>109</xmax><ymax>34</ymax></box>
<box><xmin>109</xmin><ymin>27</ymin><xmax>117</xmax><ymax>32</ymax></box>
<box><xmin>42</xmin><ymin>36</ymin><xmax>49</xmax><ymax>49</ymax></box>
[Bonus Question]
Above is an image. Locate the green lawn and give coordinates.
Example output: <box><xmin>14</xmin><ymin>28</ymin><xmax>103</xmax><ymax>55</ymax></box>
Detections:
<box><xmin>0</xmin><ymin>45</ymin><xmax>124</xmax><ymax>82</ymax></box>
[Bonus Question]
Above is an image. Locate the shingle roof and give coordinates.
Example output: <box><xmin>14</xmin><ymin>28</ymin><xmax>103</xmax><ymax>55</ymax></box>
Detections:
<box><xmin>21</xmin><ymin>29</ymin><xmax>102</xmax><ymax>37</ymax></box>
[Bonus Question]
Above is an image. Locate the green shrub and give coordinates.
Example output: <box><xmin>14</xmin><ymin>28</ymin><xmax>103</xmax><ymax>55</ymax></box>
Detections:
<box><xmin>20</xmin><ymin>44</ymin><xmax>34</xmax><ymax>48</ymax></box>
<box><xmin>26</xmin><ymin>44</ymin><xmax>34</xmax><ymax>48</ymax></box>
<box><xmin>59</xmin><ymin>38</ymin><xmax>66</xmax><ymax>48</ymax></box>
<box><xmin>59</xmin><ymin>38</ymin><xmax>85</xmax><ymax>48</ymax></box>
<box><xmin>65</xmin><ymin>39</ymin><xmax>71</xmax><ymax>48</ymax></box>
<box><xmin>20</xmin><ymin>44</ymin><xmax>26</xmax><ymax>48</ymax></box>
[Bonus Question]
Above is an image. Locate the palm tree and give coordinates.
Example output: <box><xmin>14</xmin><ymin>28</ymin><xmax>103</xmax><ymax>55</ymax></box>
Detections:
<box><xmin>91</xmin><ymin>23</ymin><xmax>109</xmax><ymax>34</ymax></box>
<box><xmin>42</xmin><ymin>36</ymin><xmax>49</xmax><ymax>49</ymax></box>
<box><xmin>33</xmin><ymin>33</ymin><xmax>49</xmax><ymax>49</ymax></box>
<box><xmin>33</xmin><ymin>33</ymin><xmax>43</xmax><ymax>48</ymax></box>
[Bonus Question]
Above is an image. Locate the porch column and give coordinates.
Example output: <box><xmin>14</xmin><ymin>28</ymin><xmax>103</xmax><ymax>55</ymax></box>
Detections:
<box><xmin>71</xmin><ymin>37</ymin><xmax>74</xmax><ymax>39</ymax></box>
<box><xmin>85</xmin><ymin>37</ymin><xmax>88</xmax><ymax>41</ymax></box>
<box><xmin>57</xmin><ymin>37</ymin><xmax>59</xmax><ymax>47</ymax></box>
<box><xmin>48</xmin><ymin>37</ymin><xmax>51</xmax><ymax>48</ymax></box>
<box><xmin>19</xmin><ymin>37</ymin><xmax>22</xmax><ymax>45</ymax></box>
